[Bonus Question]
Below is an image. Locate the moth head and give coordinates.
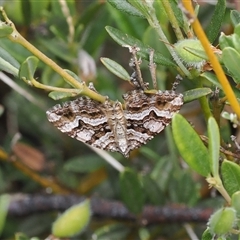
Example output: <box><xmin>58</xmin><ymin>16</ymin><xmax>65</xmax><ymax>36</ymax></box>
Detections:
<box><xmin>113</xmin><ymin>101</ymin><xmax>123</xmax><ymax>110</ymax></box>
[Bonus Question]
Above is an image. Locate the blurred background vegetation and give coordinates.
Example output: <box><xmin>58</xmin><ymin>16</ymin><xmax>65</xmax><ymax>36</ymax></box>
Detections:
<box><xmin>0</xmin><ymin>0</ymin><xmax>239</xmax><ymax>239</ymax></box>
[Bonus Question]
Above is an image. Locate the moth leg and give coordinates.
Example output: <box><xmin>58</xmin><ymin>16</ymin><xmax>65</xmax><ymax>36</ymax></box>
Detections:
<box><xmin>129</xmin><ymin>56</ymin><xmax>141</xmax><ymax>89</ymax></box>
<box><xmin>172</xmin><ymin>74</ymin><xmax>182</xmax><ymax>91</ymax></box>
<box><xmin>149</xmin><ymin>48</ymin><xmax>157</xmax><ymax>90</ymax></box>
<box><xmin>124</xmin><ymin>45</ymin><xmax>148</xmax><ymax>90</ymax></box>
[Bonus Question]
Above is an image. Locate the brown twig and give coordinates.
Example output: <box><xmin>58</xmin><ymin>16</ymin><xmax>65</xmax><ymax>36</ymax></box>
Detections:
<box><xmin>8</xmin><ymin>194</ymin><xmax>213</xmax><ymax>224</ymax></box>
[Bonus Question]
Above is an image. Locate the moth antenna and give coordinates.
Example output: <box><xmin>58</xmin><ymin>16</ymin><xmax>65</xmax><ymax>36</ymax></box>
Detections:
<box><xmin>129</xmin><ymin>57</ymin><xmax>141</xmax><ymax>88</ymax></box>
<box><xmin>149</xmin><ymin>49</ymin><xmax>157</xmax><ymax>90</ymax></box>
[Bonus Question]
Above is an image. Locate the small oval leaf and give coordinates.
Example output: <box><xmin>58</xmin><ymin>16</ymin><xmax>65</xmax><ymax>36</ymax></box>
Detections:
<box><xmin>120</xmin><ymin>168</ymin><xmax>145</xmax><ymax>214</ymax></box>
<box><xmin>205</xmin><ymin>0</ymin><xmax>226</xmax><ymax>43</ymax></box>
<box><xmin>0</xmin><ymin>55</ymin><xmax>19</xmax><ymax>76</ymax></box>
<box><xmin>52</xmin><ymin>199</ymin><xmax>91</xmax><ymax>237</ymax></box>
<box><xmin>107</xmin><ymin>0</ymin><xmax>144</xmax><ymax>18</ymax></box>
<box><xmin>208</xmin><ymin>117</ymin><xmax>220</xmax><ymax>177</ymax></box>
<box><xmin>94</xmin><ymin>223</ymin><xmax>130</xmax><ymax>240</ymax></box>
<box><xmin>142</xmin><ymin>174</ymin><xmax>164</xmax><ymax>205</ymax></box>
<box><xmin>172</xmin><ymin>114</ymin><xmax>211</xmax><ymax>177</ymax></box>
<box><xmin>201</xmin><ymin>72</ymin><xmax>222</xmax><ymax>89</ymax></box>
<box><xmin>201</xmin><ymin>228</ymin><xmax>213</xmax><ymax>240</ymax></box>
<box><xmin>64</xmin><ymin>155</ymin><xmax>105</xmax><ymax>173</ymax></box>
<box><xmin>231</xmin><ymin>191</ymin><xmax>240</xmax><ymax>217</ymax></box>
<box><xmin>48</xmin><ymin>91</ymin><xmax>80</xmax><ymax>100</ymax></box>
<box><xmin>106</xmin><ymin>26</ymin><xmax>176</xmax><ymax>67</ymax></box>
<box><xmin>64</xmin><ymin>69</ymin><xmax>83</xmax><ymax>87</ymax></box>
<box><xmin>0</xmin><ymin>46</ymin><xmax>19</xmax><ymax>76</ymax></box>
<box><xmin>19</xmin><ymin>56</ymin><xmax>39</xmax><ymax>80</ymax></box>
<box><xmin>127</xmin><ymin>0</ymin><xmax>149</xmax><ymax>17</ymax></box>
<box><xmin>230</xmin><ymin>10</ymin><xmax>240</xmax><ymax>27</ymax></box>
<box><xmin>222</xmin><ymin>47</ymin><xmax>240</xmax><ymax>84</ymax></box>
<box><xmin>183</xmin><ymin>88</ymin><xmax>212</xmax><ymax>103</ymax></box>
<box><xmin>101</xmin><ymin>57</ymin><xmax>130</xmax><ymax>81</ymax></box>
<box><xmin>221</xmin><ymin>159</ymin><xmax>240</xmax><ymax>196</ymax></box>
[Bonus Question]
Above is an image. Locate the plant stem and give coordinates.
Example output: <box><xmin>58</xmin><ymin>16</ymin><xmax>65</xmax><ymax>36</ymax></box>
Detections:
<box><xmin>207</xmin><ymin>176</ymin><xmax>231</xmax><ymax>205</ymax></box>
<box><xmin>197</xmin><ymin>78</ymin><xmax>212</xmax><ymax>120</ymax></box>
<box><xmin>161</xmin><ymin>1</ymin><xmax>184</xmax><ymax>40</ymax></box>
<box><xmin>143</xmin><ymin>2</ymin><xmax>191</xmax><ymax>77</ymax></box>
<box><xmin>0</xmin><ymin>7</ymin><xmax>105</xmax><ymax>103</ymax></box>
<box><xmin>215</xmin><ymin>184</ymin><xmax>231</xmax><ymax>205</ymax></box>
<box><xmin>182</xmin><ymin>1</ymin><xmax>240</xmax><ymax>119</ymax></box>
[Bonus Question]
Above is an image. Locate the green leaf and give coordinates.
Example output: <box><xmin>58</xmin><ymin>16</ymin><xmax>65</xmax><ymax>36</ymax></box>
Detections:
<box><xmin>64</xmin><ymin>69</ymin><xmax>83</xmax><ymax>87</ymax></box>
<box><xmin>169</xmin><ymin>1</ymin><xmax>185</xmax><ymax>29</ymax></box>
<box><xmin>218</xmin><ymin>25</ymin><xmax>240</xmax><ymax>53</ymax></box>
<box><xmin>120</xmin><ymin>168</ymin><xmax>145</xmax><ymax>214</ymax></box>
<box><xmin>19</xmin><ymin>56</ymin><xmax>39</xmax><ymax>81</ymax></box>
<box><xmin>222</xmin><ymin>47</ymin><xmax>240</xmax><ymax>84</ymax></box>
<box><xmin>77</xmin><ymin>2</ymin><xmax>103</xmax><ymax>26</ymax></box>
<box><xmin>172</xmin><ymin>114</ymin><xmax>211</xmax><ymax>177</ymax></box>
<box><xmin>52</xmin><ymin>200</ymin><xmax>91</xmax><ymax>237</ymax></box>
<box><xmin>219</xmin><ymin>33</ymin><xmax>235</xmax><ymax>50</ymax></box>
<box><xmin>38</xmin><ymin>39</ymin><xmax>73</xmax><ymax>63</ymax></box>
<box><xmin>183</xmin><ymin>88</ymin><xmax>212</xmax><ymax>103</ymax></box>
<box><xmin>230</xmin><ymin>10</ymin><xmax>240</xmax><ymax>27</ymax></box>
<box><xmin>48</xmin><ymin>91</ymin><xmax>79</xmax><ymax>100</ymax></box>
<box><xmin>106</xmin><ymin>26</ymin><xmax>176</xmax><ymax>67</ymax></box>
<box><xmin>0</xmin><ymin>194</ymin><xmax>10</xmax><ymax>235</ymax></box>
<box><xmin>127</xmin><ymin>0</ymin><xmax>149</xmax><ymax>17</ymax></box>
<box><xmin>64</xmin><ymin>155</ymin><xmax>105</xmax><ymax>173</ymax></box>
<box><xmin>0</xmin><ymin>46</ymin><xmax>20</xmax><ymax>69</ymax></box>
<box><xmin>21</xmin><ymin>0</ymin><xmax>31</xmax><ymax>26</ymax></box>
<box><xmin>233</xmin><ymin>24</ymin><xmax>240</xmax><ymax>39</ymax></box>
<box><xmin>140</xmin><ymin>146</ymin><xmax>162</xmax><ymax>162</ymax></box>
<box><xmin>150</xmin><ymin>155</ymin><xmax>173</xmax><ymax>192</ymax></box>
<box><xmin>94</xmin><ymin>223</ymin><xmax>130</xmax><ymax>240</ymax></box>
<box><xmin>168</xmin><ymin>171</ymin><xmax>200</xmax><ymax>206</ymax></box>
<box><xmin>141</xmin><ymin>174</ymin><xmax>164</xmax><ymax>205</ymax></box>
<box><xmin>101</xmin><ymin>57</ymin><xmax>130</xmax><ymax>81</ymax></box>
<box><xmin>200</xmin><ymin>72</ymin><xmax>222</xmax><ymax>89</ymax></box>
<box><xmin>0</xmin><ymin>46</ymin><xmax>19</xmax><ymax>76</ymax></box>
<box><xmin>208</xmin><ymin>117</ymin><xmax>220</xmax><ymax>177</ymax></box>
<box><xmin>208</xmin><ymin>207</ymin><xmax>236</xmax><ymax>235</ymax></box>
<box><xmin>231</xmin><ymin>191</ymin><xmax>240</xmax><ymax>217</ymax></box>
<box><xmin>107</xmin><ymin>0</ymin><xmax>144</xmax><ymax>18</ymax></box>
<box><xmin>201</xmin><ymin>228</ymin><xmax>213</xmax><ymax>240</ymax></box>
<box><xmin>205</xmin><ymin>0</ymin><xmax>226</xmax><ymax>43</ymax></box>
<box><xmin>221</xmin><ymin>160</ymin><xmax>240</xmax><ymax>196</ymax></box>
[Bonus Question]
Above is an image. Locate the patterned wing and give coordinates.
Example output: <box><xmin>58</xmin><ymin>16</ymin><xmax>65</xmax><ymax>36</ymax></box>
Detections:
<box><xmin>123</xmin><ymin>89</ymin><xmax>184</xmax><ymax>152</ymax></box>
<box><xmin>46</xmin><ymin>97</ymin><xmax>120</xmax><ymax>153</ymax></box>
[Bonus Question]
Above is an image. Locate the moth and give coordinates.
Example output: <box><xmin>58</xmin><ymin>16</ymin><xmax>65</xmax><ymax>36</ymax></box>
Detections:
<box><xmin>46</xmin><ymin>46</ymin><xmax>184</xmax><ymax>157</ymax></box>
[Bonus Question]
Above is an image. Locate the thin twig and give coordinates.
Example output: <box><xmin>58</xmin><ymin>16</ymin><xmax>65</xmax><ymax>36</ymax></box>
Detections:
<box><xmin>183</xmin><ymin>223</ymin><xmax>199</xmax><ymax>240</ymax></box>
<box><xmin>87</xmin><ymin>144</ymin><xmax>125</xmax><ymax>172</ymax></box>
<box><xmin>8</xmin><ymin>194</ymin><xmax>214</xmax><ymax>224</ymax></box>
<box><xmin>182</xmin><ymin>1</ymin><xmax>240</xmax><ymax>119</ymax></box>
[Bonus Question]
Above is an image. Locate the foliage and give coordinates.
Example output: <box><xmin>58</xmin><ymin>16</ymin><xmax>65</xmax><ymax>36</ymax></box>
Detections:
<box><xmin>0</xmin><ymin>0</ymin><xmax>240</xmax><ymax>239</ymax></box>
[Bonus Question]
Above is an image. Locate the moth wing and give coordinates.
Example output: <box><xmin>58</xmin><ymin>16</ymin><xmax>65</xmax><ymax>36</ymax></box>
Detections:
<box><xmin>123</xmin><ymin>90</ymin><xmax>183</xmax><ymax>150</ymax></box>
